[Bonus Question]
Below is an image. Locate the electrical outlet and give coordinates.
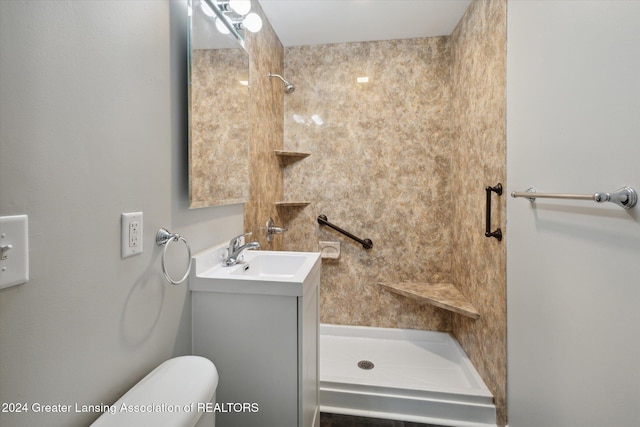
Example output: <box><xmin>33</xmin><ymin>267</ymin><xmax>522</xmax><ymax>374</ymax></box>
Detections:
<box><xmin>122</xmin><ymin>212</ymin><xmax>143</xmax><ymax>258</ymax></box>
<box><xmin>129</xmin><ymin>221</ymin><xmax>139</xmax><ymax>247</ymax></box>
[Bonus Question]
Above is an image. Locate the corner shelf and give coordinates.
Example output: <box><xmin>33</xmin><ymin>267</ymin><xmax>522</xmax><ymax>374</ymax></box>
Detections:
<box><xmin>275</xmin><ymin>201</ymin><xmax>310</xmax><ymax>220</ymax></box>
<box><xmin>275</xmin><ymin>151</ymin><xmax>311</xmax><ymax>217</ymax></box>
<box><xmin>379</xmin><ymin>282</ymin><xmax>480</xmax><ymax>319</ymax></box>
<box><xmin>275</xmin><ymin>150</ymin><xmax>311</xmax><ymax>167</ymax></box>
<box><xmin>275</xmin><ymin>201</ymin><xmax>311</xmax><ymax>209</ymax></box>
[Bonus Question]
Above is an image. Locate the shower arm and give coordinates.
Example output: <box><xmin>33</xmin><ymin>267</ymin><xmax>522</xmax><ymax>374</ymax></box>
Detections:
<box><xmin>268</xmin><ymin>72</ymin><xmax>286</xmax><ymax>83</ymax></box>
<box><xmin>268</xmin><ymin>72</ymin><xmax>295</xmax><ymax>93</ymax></box>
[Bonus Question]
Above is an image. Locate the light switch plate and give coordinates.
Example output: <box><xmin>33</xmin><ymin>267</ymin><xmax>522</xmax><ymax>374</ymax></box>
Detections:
<box><xmin>0</xmin><ymin>215</ymin><xmax>29</xmax><ymax>289</ymax></box>
<box><xmin>121</xmin><ymin>212</ymin><xmax>143</xmax><ymax>258</ymax></box>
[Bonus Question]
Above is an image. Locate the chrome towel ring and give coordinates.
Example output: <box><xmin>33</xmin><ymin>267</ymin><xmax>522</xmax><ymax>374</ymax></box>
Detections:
<box><xmin>156</xmin><ymin>228</ymin><xmax>192</xmax><ymax>285</ymax></box>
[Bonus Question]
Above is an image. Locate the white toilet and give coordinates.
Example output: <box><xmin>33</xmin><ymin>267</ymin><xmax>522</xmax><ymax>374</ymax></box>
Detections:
<box><xmin>91</xmin><ymin>355</ymin><xmax>219</xmax><ymax>427</ymax></box>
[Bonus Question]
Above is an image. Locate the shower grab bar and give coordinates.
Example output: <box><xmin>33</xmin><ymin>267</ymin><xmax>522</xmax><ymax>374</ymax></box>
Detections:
<box><xmin>485</xmin><ymin>184</ymin><xmax>503</xmax><ymax>241</ymax></box>
<box><xmin>317</xmin><ymin>215</ymin><xmax>373</xmax><ymax>249</ymax></box>
<box><xmin>511</xmin><ymin>186</ymin><xmax>637</xmax><ymax>210</ymax></box>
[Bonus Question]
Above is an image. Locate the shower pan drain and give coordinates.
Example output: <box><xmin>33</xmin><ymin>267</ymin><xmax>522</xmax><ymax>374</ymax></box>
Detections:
<box><xmin>357</xmin><ymin>360</ymin><xmax>375</xmax><ymax>370</ymax></box>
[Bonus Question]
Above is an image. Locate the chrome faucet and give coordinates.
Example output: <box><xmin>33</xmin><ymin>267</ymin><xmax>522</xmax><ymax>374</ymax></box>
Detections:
<box><xmin>266</xmin><ymin>217</ymin><xmax>287</xmax><ymax>242</ymax></box>
<box><xmin>224</xmin><ymin>232</ymin><xmax>260</xmax><ymax>266</ymax></box>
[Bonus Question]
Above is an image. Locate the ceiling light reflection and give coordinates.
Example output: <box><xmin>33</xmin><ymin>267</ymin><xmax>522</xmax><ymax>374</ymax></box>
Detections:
<box><xmin>291</xmin><ymin>114</ymin><xmax>325</xmax><ymax>126</ymax></box>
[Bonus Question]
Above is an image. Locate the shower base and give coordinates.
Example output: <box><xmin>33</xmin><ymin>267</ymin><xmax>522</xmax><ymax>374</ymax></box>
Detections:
<box><xmin>319</xmin><ymin>324</ymin><xmax>496</xmax><ymax>427</ymax></box>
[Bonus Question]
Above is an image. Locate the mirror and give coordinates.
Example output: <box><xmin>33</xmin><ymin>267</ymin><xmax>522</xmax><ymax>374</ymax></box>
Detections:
<box><xmin>188</xmin><ymin>0</ymin><xmax>250</xmax><ymax>208</ymax></box>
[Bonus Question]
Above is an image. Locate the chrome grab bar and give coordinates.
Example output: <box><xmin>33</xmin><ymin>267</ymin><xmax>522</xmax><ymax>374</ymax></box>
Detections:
<box><xmin>511</xmin><ymin>186</ymin><xmax>637</xmax><ymax>210</ymax></box>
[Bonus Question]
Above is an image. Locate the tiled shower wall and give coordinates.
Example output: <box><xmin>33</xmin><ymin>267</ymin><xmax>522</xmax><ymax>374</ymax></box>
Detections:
<box><xmin>450</xmin><ymin>1</ymin><xmax>507</xmax><ymax>425</ymax></box>
<box><xmin>243</xmin><ymin>0</ymin><xmax>285</xmax><ymax>251</ymax></box>
<box><xmin>283</xmin><ymin>38</ymin><xmax>454</xmax><ymax>330</ymax></box>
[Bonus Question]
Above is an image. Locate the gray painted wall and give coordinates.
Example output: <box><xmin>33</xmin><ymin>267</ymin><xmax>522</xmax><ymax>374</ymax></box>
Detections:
<box><xmin>0</xmin><ymin>1</ymin><xmax>243</xmax><ymax>426</ymax></box>
<box><xmin>507</xmin><ymin>1</ymin><xmax>640</xmax><ymax>425</ymax></box>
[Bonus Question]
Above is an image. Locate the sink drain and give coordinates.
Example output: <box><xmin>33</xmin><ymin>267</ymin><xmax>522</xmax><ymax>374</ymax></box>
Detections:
<box><xmin>357</xmin><ymin>360</ymin><xmax>374</xmax><ymax>370</ymax></box>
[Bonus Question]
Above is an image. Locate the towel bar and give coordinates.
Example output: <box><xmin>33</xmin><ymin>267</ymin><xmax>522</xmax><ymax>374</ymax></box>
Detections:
<box><xmin>510</xmin><ymin>186</ymin><xmax>637</xmax><ymax>210</ymax></box>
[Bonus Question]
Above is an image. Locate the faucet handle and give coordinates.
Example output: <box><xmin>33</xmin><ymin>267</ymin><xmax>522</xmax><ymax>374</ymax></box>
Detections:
<box><xmin>229</xmin><ymin>232</ymin><xmax>252</xmax><ymax>251</ymax></box>
<box><xmin>266</xmin><ymin>218</ymin><xmax>287</xmax><ymax>242</ymax></box>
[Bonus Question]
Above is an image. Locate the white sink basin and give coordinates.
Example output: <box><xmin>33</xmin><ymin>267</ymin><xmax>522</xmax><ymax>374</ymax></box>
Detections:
<box><xmin>190</xmin><ymin>248</ymin><xmax>321</xmax><ymax>297</ymax></box>
<box><xmin>230</xmin><ymin>253</ymin><xmax>309</xmax><ymax>278</ymax></box>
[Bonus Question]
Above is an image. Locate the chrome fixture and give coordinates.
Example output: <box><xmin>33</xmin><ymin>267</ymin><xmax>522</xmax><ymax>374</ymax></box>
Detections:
<box><xmin>268</xmin><ymin>72</ymin><xmax>295</xmax><ymax>94</ymax></box>
<box><xmin>224</xmin><ymin>232</ymin><xmax>260</xmax><ymax>266</ymax></box>
<box><xmin>200</xmin><ymin>0</ymin><xmax>262</xmax><ymax>39</ymax></box>
<box><xmin>266</xmin><ymin>217</ymin><xmax>287</xmax><ymax>242</ymax></box>
<box><xmin>511</xmin><ymin>186</ymin><xmax>637</xmax><ymax>210</ymax></box>
<box><xmin>156</xmin><ymin>228</ymin><xmax>193</xmax><ymax>285</ymax></box>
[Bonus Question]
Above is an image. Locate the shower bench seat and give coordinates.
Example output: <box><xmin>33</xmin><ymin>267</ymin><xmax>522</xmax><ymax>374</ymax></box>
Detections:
<box><xmin>379</xmin><ymin>282</ymin><xmax>480</xmax><ymax>319</ymax></box>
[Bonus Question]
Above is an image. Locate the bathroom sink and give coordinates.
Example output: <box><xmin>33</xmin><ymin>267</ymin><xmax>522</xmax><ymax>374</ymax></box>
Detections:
<box><xmin>229</xmin><ymin>252</ymin><xmax>308</xmax><ymax>278</ymax></box>
<box><xmin>190</xmin><ymin>248</ymin><xmax>321</xmax><ymax>297</ymax></box>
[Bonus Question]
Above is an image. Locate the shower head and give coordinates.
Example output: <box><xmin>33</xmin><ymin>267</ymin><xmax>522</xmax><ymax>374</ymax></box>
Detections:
<box><xmin>268</xmin><ymin>72</ymin><xmax>295</xmax><ymax>94</ymax></box>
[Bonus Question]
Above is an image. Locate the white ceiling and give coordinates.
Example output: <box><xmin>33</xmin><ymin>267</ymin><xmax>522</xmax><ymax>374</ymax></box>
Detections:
<box><xmin>258</xmin><ymin>0</ymin><xmax>472</xmax><ymax>47</ymax></box>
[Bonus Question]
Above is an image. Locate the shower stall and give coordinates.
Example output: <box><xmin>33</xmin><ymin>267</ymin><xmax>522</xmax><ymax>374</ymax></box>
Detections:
<box><xmin>239</xmin><ymin>0</ymin><xmax>508</xmax><ymax>425</ymax></box>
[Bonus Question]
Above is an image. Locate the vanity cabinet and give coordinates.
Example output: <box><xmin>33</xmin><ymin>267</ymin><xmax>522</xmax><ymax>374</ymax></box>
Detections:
<box><xmin>191</xmin><ymin>254</ymin><xmax>320</xmax><ymax>427</ymax></box>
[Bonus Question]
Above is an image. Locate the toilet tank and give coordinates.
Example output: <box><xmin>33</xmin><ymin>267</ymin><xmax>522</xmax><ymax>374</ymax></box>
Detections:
<box><xmin>91</xmin><ymin>356</ymin><xmax>218</xmax><ymax>427</ymax></box>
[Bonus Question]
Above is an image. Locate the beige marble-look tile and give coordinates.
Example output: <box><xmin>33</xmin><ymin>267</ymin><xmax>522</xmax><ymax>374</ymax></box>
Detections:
<box><xmin>283</xmin><ymin>38</ymin><xmax>454</xmax><ymax>331</ymax></box>
<box><xmin>243</xmin><ymin>0</ymin><xmax>285</xmax><ymax>251</ymax></box>
<box><xmin>450</xmin><ymin>0</ymin><xmax>507</xmax><ymax>425</ymax></box>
